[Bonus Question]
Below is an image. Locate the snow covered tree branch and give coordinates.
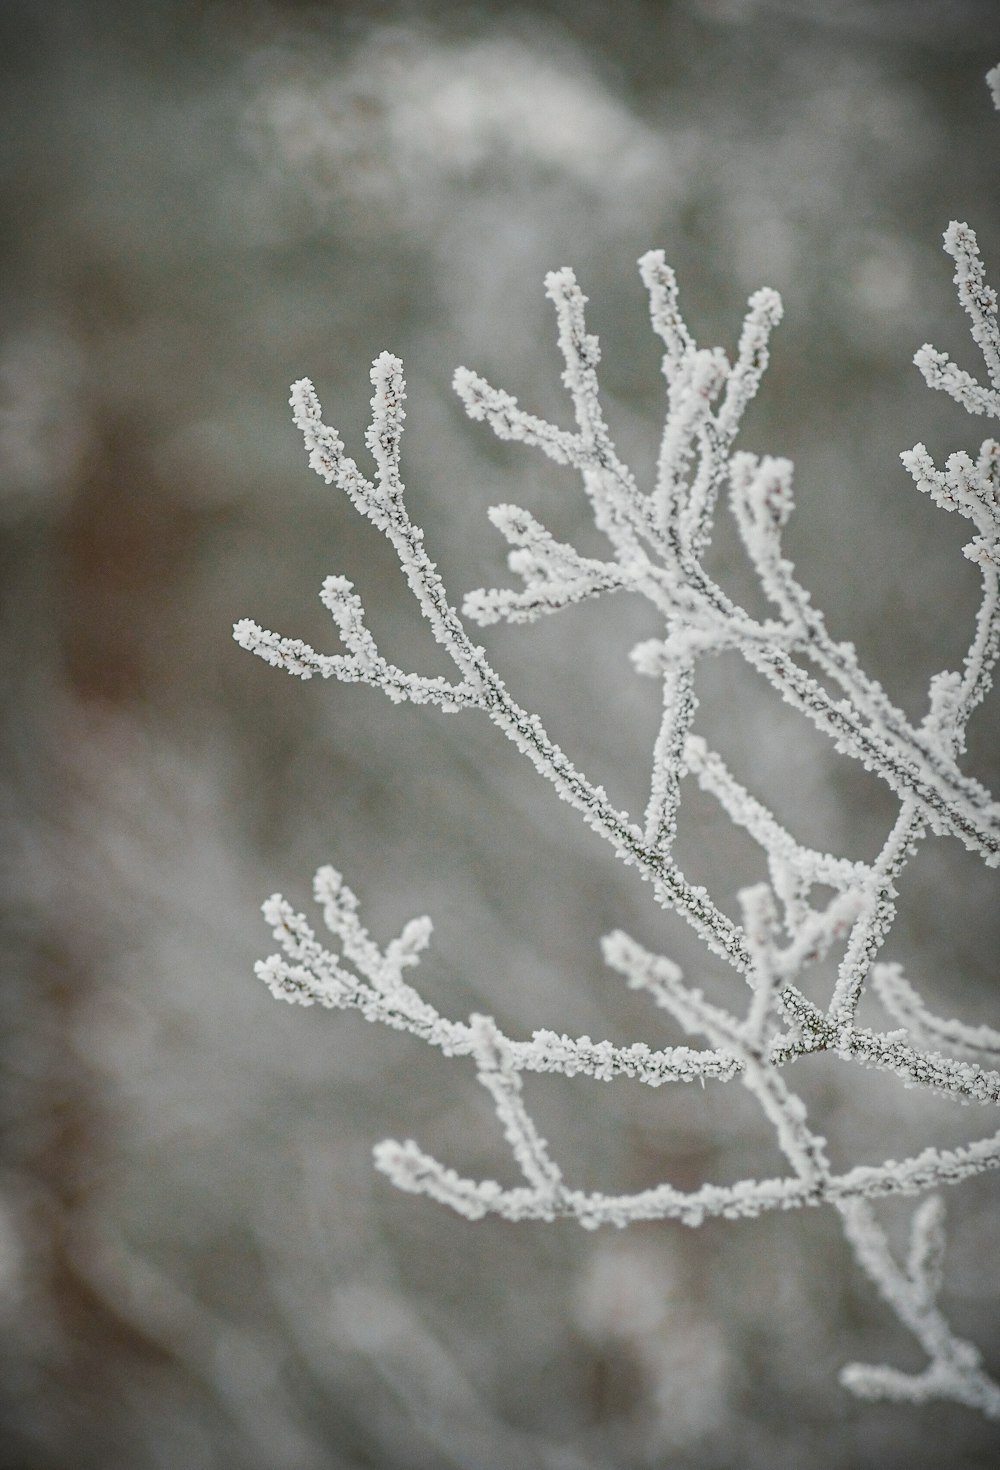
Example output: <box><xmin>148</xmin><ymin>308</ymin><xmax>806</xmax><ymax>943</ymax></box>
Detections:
<box><xmin>235</xmin><ymin>67</ymin><xmax>1000</xmax><ymax>1420</ymax></box>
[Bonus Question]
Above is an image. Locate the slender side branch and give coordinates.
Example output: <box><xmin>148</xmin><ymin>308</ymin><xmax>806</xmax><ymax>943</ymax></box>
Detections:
<box><xmin>873</xmin><ymin>964</ymin><xmax>1000</xmax><ymax>1060</ymax></box>
<box><xmin>838</xmin><ymin>1198</ymin><xmax>1000</xmax><ymax>1418</ymax></box>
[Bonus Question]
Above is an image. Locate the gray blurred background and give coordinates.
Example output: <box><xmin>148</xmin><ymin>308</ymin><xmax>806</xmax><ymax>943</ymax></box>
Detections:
<box><xmin>2</xmin><ymin>1</ymin><xmax>1000</xmax><ymax>1466</ymax></box>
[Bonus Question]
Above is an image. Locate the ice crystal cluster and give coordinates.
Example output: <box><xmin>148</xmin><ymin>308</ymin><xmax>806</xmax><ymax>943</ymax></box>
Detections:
<box><xmin>235</xmin><ymin>67</ymin><xmax>1000</xmax><ymax>1417</ymax></box>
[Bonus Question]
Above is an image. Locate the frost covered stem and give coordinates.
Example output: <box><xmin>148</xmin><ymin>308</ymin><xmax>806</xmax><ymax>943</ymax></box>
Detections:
<box><xmin>828</xmin><ymin>799</ymin><xmax>923</xmax><ymax>1028</ymax></box>
<box><xmin>838</xmin><ymin>1198</ymin><xmax>1000</xmax><ymax>1417</ymax></box>
<box><xmin>375</xmin><ymin>1125</ymin><xmax>1000</xmax><ymax>1230</ymax></box>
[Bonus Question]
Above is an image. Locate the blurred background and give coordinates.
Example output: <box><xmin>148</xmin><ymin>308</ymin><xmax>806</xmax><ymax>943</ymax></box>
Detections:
<box><xmin>2</xmin><ymin>1</ymin><xmax>1000</xmax><ymax>1465</ymax></box>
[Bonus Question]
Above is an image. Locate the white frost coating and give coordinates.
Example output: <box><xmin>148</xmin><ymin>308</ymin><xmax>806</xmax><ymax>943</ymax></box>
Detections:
<box><xmin>453</xmin><ymin>367</ymin><xmax>580</xmax><ymax>466</ymax></box>
<box><xmin>235</xmin><ymin>66</ymin><xmax>1000</xmax><ymax>1421</ymax></box>
<box><xmin>740</xmin><ymin>882</ymin><xmax>781</xmax><ymax>1048</ymax></box>
<box><xmin>257</xmin><ymin>876</ymin><xmax>740</xmax><ymax>1086</ymax></box>
<box><xmin>912</xmin><ymin>224</ymin><xmax>1000</xmax><ymax>419</ymax></box>
<box><xmin>716</xmin><ymin>286</ymin><xmax>783</xmax><ymax>438</ymax></box>
<box><xmin>654</xmin><ymin>346</ymin><xmax>728</xmax><ymax>533</ymax></box>
<box><xmin>837</xmin><ymin>1196</ymin><xmax>1000</xmax><ymax>1419</ymax></box>
<box><xmin>463</xmin><ymin>503</ymin><xmax>629</xmax><ymax>625</ymax></box>
<box><xmin>638</xmin><ymin>249</ymin><xmax>695</xmax><ymax>377</ymax></box>
<box><xmin>684</xmin><ymin>734</ymin><xmax>871</xmax><ymax>894</ymax></box>
<box><xmin>470</xmin><ymin>1014</ymin><xmax>565</xmax><ymax>1196</ymax></box>
<box><xmin>873</xmin><ymin>963</ymin><xmax>1000</xmax><ymax>1059</ymax></box>
<box><xmin>365</xmin><ymin>350</ymin><xmax>406</xmax><ymax>489</ymax></box>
